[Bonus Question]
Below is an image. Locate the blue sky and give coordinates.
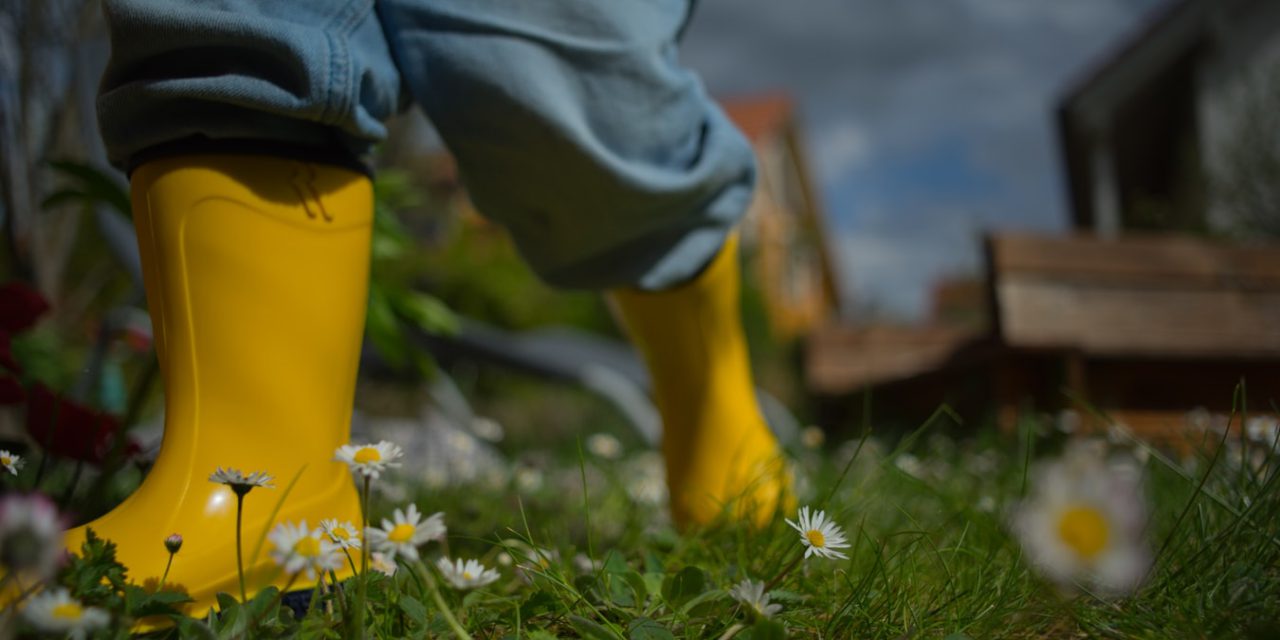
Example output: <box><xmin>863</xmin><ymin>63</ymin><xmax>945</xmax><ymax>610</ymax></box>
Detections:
<box><xmin>681</xmin><ymin>0</ymin><xmax>1170</xmax><ymax>320</ymax></box>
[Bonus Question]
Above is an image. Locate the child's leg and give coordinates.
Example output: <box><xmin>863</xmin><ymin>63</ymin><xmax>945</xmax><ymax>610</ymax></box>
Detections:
<box><xmin>380</xmin><ymin>0</ymin><xmax>791</xmax><ymax>527</ymax></box>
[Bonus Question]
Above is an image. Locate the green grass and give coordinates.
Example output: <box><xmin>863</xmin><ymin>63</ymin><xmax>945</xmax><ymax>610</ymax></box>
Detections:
<box><xmin>18</xmin><ymin>405</ymin><xmax>1280</xmax><ymax>639</ymax></box>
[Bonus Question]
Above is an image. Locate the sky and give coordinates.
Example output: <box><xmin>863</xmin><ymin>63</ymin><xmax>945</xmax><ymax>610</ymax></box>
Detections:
<box><xmin>681</xmin><ymin>0</ymin><xmax>1171</xmax><ymax>321</ymax></box>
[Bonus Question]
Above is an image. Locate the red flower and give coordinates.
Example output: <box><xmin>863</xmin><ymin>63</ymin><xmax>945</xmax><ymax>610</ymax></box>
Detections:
<box><xmin>0</xmin><ymin>373</ymin><xmax>23</xmax><ymax>405</ymax></box>
<box><xmin>0</xmin><ymin>281</ymin><xmax>50</xmax><ymax>335</ymax></box>
<box><xmin>24</xmin><ymin>384</ymin><xmax>139</xmax><ymax>465</ymax></box>
<box><xmin>0</xmin><ymin>335</ymin><xmax>17</xmax><ymax>373</ymax></box>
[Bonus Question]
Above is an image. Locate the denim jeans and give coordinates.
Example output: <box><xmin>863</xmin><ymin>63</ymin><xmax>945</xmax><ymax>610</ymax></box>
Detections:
<box><xmin>97</xmin><ymin>0</ymin><xmax>756</xmax><ymax>290</ymax></box>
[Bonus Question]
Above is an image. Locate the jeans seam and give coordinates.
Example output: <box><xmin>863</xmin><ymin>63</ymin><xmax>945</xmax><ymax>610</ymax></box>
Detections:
<box><xmin>321</xmin><ymin>0</ymin><xmax>371</xmax><ymax>126</ymax></box>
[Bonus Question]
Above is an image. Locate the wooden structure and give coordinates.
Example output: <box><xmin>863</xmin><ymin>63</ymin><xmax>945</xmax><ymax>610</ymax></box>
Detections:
<box><xmin>807</xmin><ymin>232</ymin><xmax>1280</xmax><ymax>441</ymax></box>
<box><xmin>722</xmin><ymin>94</ymin><xmax>841</xmax><ymax>340</ymax></box>
<box><xmin>1057</xmin><ymin>0</ymin><xmax>1280</xmax><ymax>237</ymax></box>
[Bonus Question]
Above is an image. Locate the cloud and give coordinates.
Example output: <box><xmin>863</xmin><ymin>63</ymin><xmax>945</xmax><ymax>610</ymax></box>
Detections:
<box><xmin>682</xmin><ymin>0</ymin><xmax>1169</xmax><ymax>319</ymax></box>
<box><xmin>811</xmin><ymin>121</ymin><xmax>872</xmax><ymax>183</ymax></box>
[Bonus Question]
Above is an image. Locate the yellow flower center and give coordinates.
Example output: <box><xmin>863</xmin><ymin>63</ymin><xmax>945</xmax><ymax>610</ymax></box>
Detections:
<box><xmin>806</xmin><ymin>529</ymin><xmax>826</xmax><ymax>548</ymax></box>
<box><xmin>293</xmin><ymin>536</ymin><xmax>321</xmax><ymax>558</ymax></box>
<box><xmin>354</xmin><ymin>447</ymin><xmax>382</xmax><ymax>464</ymax></box>
<box><xmin>1057</xmin><ymin>504</ymin><xmax>1110</xmax><ymax>560</ymax></box>
<box><xmin>330</xmin><ymin>527</ymin><xmax>350</xmax><ymax>540</ymax></box>
<box><xmin>52</xmin><ymin>602</ymin><xmax>83</xmax><ymax>620</ymax></box>
<box><xmin>1</xmin><ymin>456</ymin><xmax>11</xmax><ymax>466</ymax></box>
<box><xmin>463</xmin><ymin>571</ymin><xmax>474</xmax><ymax>581</ymax></box>
<box><xmin>388</xmin><ymin>523</ymin><xmax>416</xmax><ymax>543</ymax></box>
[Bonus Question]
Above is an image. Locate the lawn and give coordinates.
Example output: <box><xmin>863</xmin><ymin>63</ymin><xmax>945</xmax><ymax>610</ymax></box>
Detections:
<box><xmin>10</xmin><ymin>397</ymin><xmax>1280</xmax><ymax>639</ymax></box>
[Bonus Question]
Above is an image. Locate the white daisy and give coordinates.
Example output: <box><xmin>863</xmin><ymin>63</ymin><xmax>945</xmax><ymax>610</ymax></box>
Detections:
<box><xmin>22</xmin><ymin>588</ymin><xmax>110</xmax><ymax>639</ymax></box>
<box><xmin>365</xmin><ymin>504</ymin><xmax>445</xmax><ymax>562</ymax></box>
<box><xmin>369</xmin><ymin>551</ymin><xmax>398</xmax><ymax>577</ymax></box>
<box><xmin>435</xmin><ymin>557</ymin><xmax>500</xmax><ymax>590</ymax></box>
<box><xmin>730</xmin><ymin>578</ymin><xmax>782</xmax><ymax>619</ymax></box>
<box><xmin>585</xmin><ymin>433</ymin><xmax>622</xmax><ymax>460</ymax></box>
<box><xmin>516</xmin><ymin>546</ymin><xmax>558</xmax><ymax>572</ymax></box>
<box><xmin>319</xmin><ymin>519</ymin><xmax>362</xmax><ymax>550</ymax></box>
<box><xmin>623</xmin><ymin>452</ymin><xmax>668</xmax><ymax>506</ymax></box>
<box><xmin>0</xmin><ymin>449</ymin><xmax>23</xmax><ymax>475</ymax></box>
<box><xmin>800</xmin><ymin>426</ymin><xmax>826</xmax><ymax>450</ymax></box>
<box><xmin>0</xmin><ymin>493</ymin><xmax>64</xmax><ymax>580</ymax></box>
<box><xmin>334</xmin><ymin>441</ymin><xmax>403</xmax><ymax>479</ymax></box>
<box><xmin>1246</xmin><ymin>416</ymin><xmax>1279</xmax><ymax>449</ymax></box>
<box><xmin>268</xmin><ymin>520</ymin><xmax>343</xmax><ymax>580</ymax></box>
<box><xmin>208</xmin><ymin>467</ymin><xmax>274</xmax><ymax>496</ymax></box>
<box><xmin>786</xmin><ymin>506</ymin><xmax>850</xmax><ymax>560</ymax></box>
<box><xmin>1011</xmin><ymin>441</ymin><xmax>1152</xmax><ymax>596</ymax></box>
<box><xmin>573</xmin><ymin>553</ymin><xmax>601</xmax><ymax>574</ymax></box>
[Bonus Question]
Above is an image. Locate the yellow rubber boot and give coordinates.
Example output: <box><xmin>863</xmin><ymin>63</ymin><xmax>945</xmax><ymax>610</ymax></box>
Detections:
<box><xmin>609</xmin><ymin>233</ymin><xmax>792</xmax><ymax>529</ymax></box>
<box><xmin>63</xmin><ymin>154</ymin><xmax>372</xmax><ymax>614</ymax></box>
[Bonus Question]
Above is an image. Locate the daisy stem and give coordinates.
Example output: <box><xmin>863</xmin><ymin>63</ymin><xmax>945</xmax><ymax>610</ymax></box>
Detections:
<box><xmin>764</xmin><ymin>551</ymin><xmax>803</xmax><ymax>593</ymax></box>
<box><xmin>160</xmin><ymin>551</ymin><xmax>175</xmax><ymax>587</ymax></box>
<box><xmin>343</xmin><ymin>547</ymin><xmax>359</xmax><ymax>578</ymax></box>
<box><xmin>361</xmin><ymin>476</ymin><xmax>371</xmax><ymax>575</ymax></box>
<box><xmin>354</xmin><ymin>475</ymin><xmax>371</xmax><ymax>637</ymax></box>
<box><xmin>308</xmin><ymin>572</ymin><xmax>326</xmax><ymax>618</ymax></box>
<box><xmin>236</xmin><ymin>493</ymin><xmax>247</xmax><ymax>603</ymax></box>
<box><xmin>413</xmin><ymin>558</ymin><xmax>472</xmax><ymax>640</ymax></box>
<box><xmin>328</xmin><ymin>569</ymin><xmax>347</xmax><ymax>619</ymax></box>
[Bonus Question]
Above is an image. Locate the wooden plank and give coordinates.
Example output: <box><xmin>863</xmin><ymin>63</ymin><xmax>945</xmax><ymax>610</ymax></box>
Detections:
<box><xmin>990</xmin><ymin>233</ymin><xmax>1280</xmax><ymax>289</ymax></box>
<box><xmin>805</xmin><ymin>325</ymin><xmax>981</xmax><ymax>393</ymax></box>
<box><xmin>989</xmin><ymin>233</ymin><xmax>1280</xmax><ymax>356</ymax></box>
<box><xmin>997</xmin><ymin>279</ymin><xmax>1280</xmax><ymax>355</ymax></box>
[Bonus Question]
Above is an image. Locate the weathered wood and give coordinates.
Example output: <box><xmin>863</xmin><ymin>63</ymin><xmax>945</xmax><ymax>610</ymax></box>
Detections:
<box><xmin>991</xmin><ymin>233</ymin><xmax>1280</xmax><ymax>288</ymax></box>
<box><xmin>991</xmin><ymin>234</ymin><xmax>1280</xmax><ymax>356</ymax></box>
<box><xmin>805</xmin><ymin>325</ymin><xmax>981</xmax><ymax>394</ymax></box>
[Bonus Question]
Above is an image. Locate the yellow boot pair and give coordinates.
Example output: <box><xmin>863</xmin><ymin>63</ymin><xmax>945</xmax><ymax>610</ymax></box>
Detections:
<box><xmin>65</xmin><ymin>154</ymin><xmax>790</xmax><ymax>614</ymax></box>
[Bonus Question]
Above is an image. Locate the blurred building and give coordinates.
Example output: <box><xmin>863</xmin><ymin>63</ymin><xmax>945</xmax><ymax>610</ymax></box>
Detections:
<box><xmin>1058</xmin><ymin>0</ymin><xmax>1280</xmax><ymax>237</ymax></box>
<box><xmin>807</xmin><ymin>0</ymin><xmax>1280</xmax><ymax>443</ymax></box>
<box><xmin>722</xmin><ymin>93</ymin><xmax>842</xmax><ymax>340</ymax></box>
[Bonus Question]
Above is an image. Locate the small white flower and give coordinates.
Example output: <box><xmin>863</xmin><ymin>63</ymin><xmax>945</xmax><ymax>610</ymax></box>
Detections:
<box><xmin>730</xmin><ymin>578</ymin><xmax>782</xmax><ymax>618</ymax></box>
<box><xmin>976</xmin><ymin>495</ymin><xmax>997</xmax><ymax>513</ymax></box>
<box><xmin>436</xmin><ymin>557</ymin><xmax>500</xmax><ymax>590</ymax></box>
<box><xmin>0</xmin><ymin>493</ymin><xmax>64</xmax><ymax>580</ymax></box>
<box><xmin>514</xmin><ymin>465</ymin><xmax>544</xmax><ymax>493</ymax></box>
<box><xmin>0</xmin><ymin>450</ymin><xmax>23</xmax><ymax>475</ymax></box>
<box><xmin>624</xmin><ymin>452</ymin><xmax>667</xmax><ymax>506</ymax></box>
<box><xmin>1056</xmin><ymin>410</ymin><xmax>1081</xmax><ymax>435</ymax></box>
<box><xmin>514</xmin><ymin>545</ymin><xmax>559</xmax><ymax>574</ymax></box>
<box><xmin>369</xmin><ymin>551</ymin><xmax>397</xmax><ymax>576</ymax></box>
<box><xmin>470</xmin><ymin>416</ymin><xmax>505</xmax><ymax>442</ymax></box>
<box><xmin>335</xmin><ymin>441</ymin><xmax>403</xmax><ymax>479</ymax></box>
<box><xmin>319</xmin><ymin>519</ymin><xmax>362</xmax><ymax>550</ymax></box>
<box><xmin>573</xmin><ymin>553</ymin><xmax>601</xmax><ymax>574</ymax></box>
<box><xmin>269</xmin><ymin>521</ymin><xmax>343</xmax><ymax>580</ymax></box>
<box><xmin>894</xmin><ymin>452</ymin><xmax>927</xmax><ymax>479</ymax></box>
<box><xmin>208</xmin><ymin>467</ymin><xmax>274</xmax><ymax>496</ymax></box>
<box><xmin>800</xmin><ymin>426</ymin><xmax>826</xmax><ymax>449</ymax></box>
<box><xmin>365</xmin><ymin>504</ymin><xmax>445</xmax><ymax>562</ymax></box>
<box><xmin>22</xmin><ymin>588</ymin><xmax>109</xmax><ymax>639</ymax></box>
<box><xmin>786</xmin><ymin>506</ymin><xmax>850</xmax><ymax>560</ymax></box>
<box><xmin>586</xmin><ymin>433</ymin><xmax>622</xmax><ymax>460</ymax></box>
<box><xmin>1011</xmin><ymin>441</ymin><xmax>1151</xmax><ymax>596</ymax></box>
<box><xmin>1246</xmin><ymin>417</ymin><xmax>1279</xmax><ymax>448</ymax></box>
